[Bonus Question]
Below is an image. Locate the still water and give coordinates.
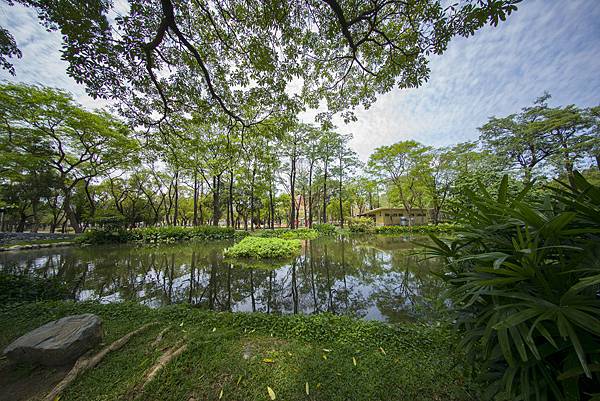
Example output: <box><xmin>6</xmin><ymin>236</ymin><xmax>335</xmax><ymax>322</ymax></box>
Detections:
<box><xmin>0</xmin><ymin>235</ymin><xmax>445</xmax><ymax>323</ymax></box>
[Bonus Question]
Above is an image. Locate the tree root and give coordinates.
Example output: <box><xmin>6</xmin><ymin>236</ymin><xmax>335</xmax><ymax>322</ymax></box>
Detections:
<box><xmin>129</xmin><ymin>339</ymin><xmax>188</xmax><ymax>400</ymax></box>
<box><xmin>44</xmin><ymin>322</ymin><xmax>158</xmax><ymax>401</ymax></box>
<box><xmin>151</xmin><ymin>325</ymin><xmax>172</xmax><ymax>348</ymax></box>
<box><xmin>143</xmin><ymin>340</ymin><xmax>187</xmax><ymax>388</ymax></box>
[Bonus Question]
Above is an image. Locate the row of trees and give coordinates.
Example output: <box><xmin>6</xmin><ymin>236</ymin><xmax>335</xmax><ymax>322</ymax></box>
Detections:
<box><xmin>0</xmin><ymin>83</ymin><xmax>365</xmax><ymax>232</ymax></box>
<box><xmin>1</xmin><ymin>84</ymin><xmax>598</xmax><ymax>233</ymax></box>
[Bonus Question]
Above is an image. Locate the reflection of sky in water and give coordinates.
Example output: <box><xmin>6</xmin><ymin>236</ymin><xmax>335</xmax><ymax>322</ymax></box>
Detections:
<box><xmin>0</xmin><ymin>236</ymin><xmax>445</xmax><ymax>323</ymax></box>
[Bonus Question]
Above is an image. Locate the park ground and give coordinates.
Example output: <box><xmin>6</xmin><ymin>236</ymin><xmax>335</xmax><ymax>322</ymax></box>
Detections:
<box><xmin>0</xmin><ymin>301</ymin><xmax>473</xmax><ymax>401</ymax></box>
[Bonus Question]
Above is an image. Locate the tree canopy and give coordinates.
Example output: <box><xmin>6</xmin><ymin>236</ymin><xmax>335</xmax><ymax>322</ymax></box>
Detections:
<box><xmin>2</xmin><ymin>0</ymin><xmax>520</xmax><ymax>126</ymax></box>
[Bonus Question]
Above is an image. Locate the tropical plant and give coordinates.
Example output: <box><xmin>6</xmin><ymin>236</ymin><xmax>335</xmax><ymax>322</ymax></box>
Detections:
<box><xmin>425</xmin><ymin>173</ymin><xmax>600</xmax><ymax>400</ymax></box>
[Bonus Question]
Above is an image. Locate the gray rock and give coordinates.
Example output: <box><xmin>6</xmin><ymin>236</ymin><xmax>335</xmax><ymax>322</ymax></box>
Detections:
<box><xmin>3</xmin><ymin>314</ymin><xmax>103</xmax><ymax>366</ymax></box>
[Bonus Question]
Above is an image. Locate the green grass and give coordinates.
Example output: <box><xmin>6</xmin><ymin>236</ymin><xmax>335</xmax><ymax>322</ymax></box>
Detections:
<box><xmin>0</xmin><ymin>302</ymin><xmax>474</xmax><ymax>401</ymax></box>
<box><xmin>224</xmin><ymin>236</ymin><xmax>302</xmax><ymax>259</ymax></box>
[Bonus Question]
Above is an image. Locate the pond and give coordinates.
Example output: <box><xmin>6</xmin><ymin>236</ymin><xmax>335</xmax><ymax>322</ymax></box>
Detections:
<box><xmin>0</xmin><ymin>235</ymin><xmax>446</xmax><ymax>323</ymax></box>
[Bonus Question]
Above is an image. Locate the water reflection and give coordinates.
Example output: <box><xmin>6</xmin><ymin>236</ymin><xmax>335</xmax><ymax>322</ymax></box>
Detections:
<box><xmin>0</xmin><ymin>235</ymin><xmax>445</xmax><ymax>323</ymax></box>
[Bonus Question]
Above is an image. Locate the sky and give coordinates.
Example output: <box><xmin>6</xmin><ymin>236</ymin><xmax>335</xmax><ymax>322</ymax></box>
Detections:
<box><xmin>1</xmin><ymin>0</ymin><xmax>599</xmax><ymax>161</ymax></box>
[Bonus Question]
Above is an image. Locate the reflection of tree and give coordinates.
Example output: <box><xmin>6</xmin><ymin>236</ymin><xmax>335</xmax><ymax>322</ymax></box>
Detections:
<box><xmin>0</xmin><ymin>236</ymin><xmax>446</xmax><ymax>322</ymax></box>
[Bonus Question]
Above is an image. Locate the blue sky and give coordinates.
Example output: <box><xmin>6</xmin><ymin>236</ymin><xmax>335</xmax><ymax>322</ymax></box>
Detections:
<box><xmin>1</xmin><ymin>0</ymin><xmax>599</xmax><ymax>160</ymax></box>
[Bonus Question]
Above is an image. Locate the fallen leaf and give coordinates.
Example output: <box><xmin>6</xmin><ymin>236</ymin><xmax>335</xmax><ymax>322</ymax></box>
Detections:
<box><xmin>179</xmin><ymin>321</ymin><xmax>184</xmax><ymax>327</ymax></box>
<box><xmin>237</xmin><ymin>375</ymin><xmax>243</xmax><ymax>385</ymax></box>
<box><xmin>352</xmin><ymin>357</ymin><xmax>357</xmax><ymax>366</ymax></box>
<box><xmin>322</xmin><ymin>348</ymin><xmax>331</xmax><ymax>352</ymax></box>
<box><xmin>379</xmin><ymin>347</ymin><xmax>386</xmax><ymax>355</ymax></box>
<box><xmin>322</xmin><ymin>354</ymin><xmax>327</xmax><ymax>360</ymax></box>
<box><xmin>262</xmin><ymin>358</ymin><xmax>275</xmax><ymax>363</ymax></box>
<box><xmin>212</xmin><ymin>327</ymin><xmax>217</xmax><ymax>332</ymax></box>
<box><xmin>305</xmin><ymin>382</ymin><xmax>309</xmax><ymax>395</ymax></box>
<box><xmin>219</xmin><ymin>389</ymin><xmax>223</xmax><ymax>399</ymax></box>
<box><xmin>267</xmin><ymin>386</ymin><xmax>276</xmax><ymax>400</ymax></box>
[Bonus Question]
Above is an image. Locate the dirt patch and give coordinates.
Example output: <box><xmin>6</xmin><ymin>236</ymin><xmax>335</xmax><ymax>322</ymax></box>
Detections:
<box><xmin>0</xmin><ymin>360</ymin><xmax>72</xmax><ymax>401</ymax></box>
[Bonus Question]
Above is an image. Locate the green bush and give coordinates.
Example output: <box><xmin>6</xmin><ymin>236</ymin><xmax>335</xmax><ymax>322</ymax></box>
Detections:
<box><xmin>78</xmin><ymin>229</ymin><xmax>132</xmax><ymax>244</ymax></box>
<box><xmin>375</xmin><ymin>223</ymin><xmax>457</xmax><ymax>235</ymax></box>
<box><xmin>251</xmin><ymin>228</ymin><xmax>291</xmax><ymax>238</ymax></box>
<box><xmin>251</xmin><ymin>228</ymin><xmax>319</xmax><ymax>240</ymax></box>
<box><xmin>0</xmin><ymin>273</ymin><xmax>70</xmax><ymax>304</ymax></box>
<box><xmin>224</xmin><ymin>236</ymin><xmax>301</xmax><ymax>259</ymax></box>
<box><xmin>79</xmin><ymin>226</ymin><xmax>237</xmax><ymax>245</ymax></box>
<box><xmin>347</xmin><ymin>217</ymin><xmax>375</xmax><ymax>233</ymax></box>
<box><xmin>279</xmin><ymin>228</ymin><xmax>319</xmax><ymax>240</ymax></box>
<box><xmin>426</xmin><ymin>173</ymin><xmax>600</xmax><ymax>400</ymax></box>
<box><xmin>312</xmin><ymin>223</ymin><xmax>338</xmax><ymax>236</ymax></box>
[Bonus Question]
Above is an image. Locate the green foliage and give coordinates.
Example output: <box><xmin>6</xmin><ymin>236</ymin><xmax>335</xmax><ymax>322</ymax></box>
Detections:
<box><xmin>426</xmin><ymin>173</ymin><xmax>600</xmax><ymax>400</ymax></box>
<box><xmin>252</xmin><ymin>229</ymin><xmax>292</xmax><ymax>238</ymax></box>
<box><xmin>79</xmin><ymin>226</ymin><xmax>236</xmax><ymax>245</ymax></box>
<box><xmin>0</xmin><ymin>273</ymin><xmax>70</xmax><ymax>304</ymax></box>
<box><xmin>312</xmin><ymin>223</ymin><xmax>338</xmax><ymax>236</ymax></box>
<box><xmin>347</xmin><ymin>217</ymin><xmax>375</xmax><ymax>233</ymax></box>
<box><xmin>2</xmin><ymin>0</ymin><xmax>519</xmax><ymax>128</ymax></box>
<box><xmin>77</xmin><ymin>229</ymin><xmax>132</xmax><ymax>245</ymax></box>
<box><xmin>279</xmin><ymin>228</ymin><xmax>319</xmax><ymax>240</ymax></box>
<box><xmin>92</xmin><ymin>215</ymin><xmax>127</xmax><ymax>230</ymax></box>
<box><xmin>375</xmin><ymin>223</ymin><xmax>457</xmax><ymax>235</ymax></box>
<box><xmin>224</xmin><ymin>236</ymin><xmax>301</xmax><ymax>259</ymax></box>
<box><xmin>251</xmin><ymin>228</ymin><xmax>319</xmax><ymax>240</ymax></box>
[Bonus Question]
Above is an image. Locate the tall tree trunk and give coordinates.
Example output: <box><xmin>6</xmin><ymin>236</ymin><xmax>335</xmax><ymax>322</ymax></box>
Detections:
<box><xmin>269</xmin><ymin>180</ymin><xmax>275</xmax><ymax>229</ymax></box>
<box><xmin>303</xmin><ymin>187</ymin><xmax>308</xmax><ymax>227</ymax></box>
<box><xmin>250</xmin><ymin>163</ymin><xmax>256</xmax><ymax>230</ymax></box>
<box><xmin>308</xmin><ymin>162</ymin><xmax>313</xmax><ymax>227</ymax></box>
<box><xmin>228</xmin><ymin>170</ymin><xmax>234</xmax><ymax>228</ymax></box>
<box><xmin>338</xmin><ymin>168</ymin><xmax>344</xmax><ymax>228</ymax></box>
<box><xmin>322</xmin><ymin>160</ymin><xmax>328</xmax><ymax>224</ymax></box>
<box><xmin>290</xmin><ymin>158</ymin><xmax>296</xmax><ymax>229</ymax></box>
<box><xmin>212</xmin><ymin>175</ymin><xmax>221</xmax><ymax>226</ymax></box>
<box><xmin>193</xmin><ymin>170</ymin><xmax>199</xmax><ymax>226</ymax></box>
<box><xmin>199</xmin><ymin>180</ymin><xmax>204</xmax><ymax>225</ymax></box>
<box><xmin>63</xmin><ymin>190</ymin><xmax>82</xmax><ymax>233</ymax></box>
<box><xmin>173</xmin><ymin>169</ymin><xmax>179</xmax><ymax>225</ymax></box>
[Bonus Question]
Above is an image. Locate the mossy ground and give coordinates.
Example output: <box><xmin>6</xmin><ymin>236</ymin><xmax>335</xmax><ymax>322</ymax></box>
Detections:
<box><xmin>0</xmin><ymin>302</ymin><xmax>474</xmax><ymax>401</ymax></box>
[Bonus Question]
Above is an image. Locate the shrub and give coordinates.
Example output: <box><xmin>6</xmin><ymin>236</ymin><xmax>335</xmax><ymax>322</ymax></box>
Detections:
<box><xmin>375</xmin><ymin>223</ymin><xmax>457</xmax><ymax>235</ymax></box>
<box><xmin>224</xmin><ymin>236</ymin><xmax>301</xmax><ymax>259</ymax></box>
<box><xmin>77</xmin><ymin>229</ymin><xmax>132</xmax><ymax>245</ymax></box>
<box><xmin>426</xmin><ymin>173</ymin><xmax>600</xmax><ymax>400</ymax></box>
<box><xmin>347</xmin><ymin>217</ymin><xmax>375</xmax><ymax>233</ymax></box>
<box><xmin>312</xmin><ymin>223</ymin><xmax>338</xmax><ymax>236</ymax></box>
<box><xmin>0</xmin><ymin>273</ymin><xmax>70</xmax><ymax>304</ymax></box>
<box><xmin>78</xmin><ymin>225</ymin><xmax>236</xmax><ymax>245</ymax></box>
<box><xmin>251</xmin><ymin>228</ymin><xmax>291</xmax><ymax>238</ymax></box>
<box><xmin>280</xmin><ymin>228</ymin><xmax>319</xmax><ymax>240</ymax></box>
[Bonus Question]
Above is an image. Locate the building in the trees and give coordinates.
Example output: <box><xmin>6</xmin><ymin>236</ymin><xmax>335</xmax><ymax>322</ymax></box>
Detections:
<box><xmin>357</xmin><ymin>207</ymin><xmax>442</xmax><ymax>226</ymax></box>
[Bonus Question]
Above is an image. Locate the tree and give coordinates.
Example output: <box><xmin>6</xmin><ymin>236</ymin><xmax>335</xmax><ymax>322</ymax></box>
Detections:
<box><xmin>479</xmin><ymin>94</ymin><xmax>554</xmax><ymax>184</ymax></box>
<box><xmin>0</xmin><ymin>83</ymin><xmax>138</xmax><ymax>232</ymax></box>
<box><xmin>2</xmin><ymin>0</ymin><xmax>519</xmax><ymax>128</ymax></box>
<box><xmin>367</xmin><ymin>140</ymin><xmax>429</xmax><ymax>225</ymax></box>
<box><xmin>332</xmin><ymin>133</ymin><xmax>359</xmax><ymax>227</ymax></box>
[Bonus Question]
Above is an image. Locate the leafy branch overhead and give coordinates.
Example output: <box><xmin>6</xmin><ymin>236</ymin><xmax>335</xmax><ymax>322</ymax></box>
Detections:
<box><xmin>2</xmin><ymin>0</ymin><xmax>520</xmax><ymax>126</ymax></box>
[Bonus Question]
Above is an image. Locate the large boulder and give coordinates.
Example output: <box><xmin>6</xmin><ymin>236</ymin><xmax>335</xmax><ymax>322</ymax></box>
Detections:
<box><xmin>3</xmin><ymin>314</ymin><xmax>102</xmax><ymax>366</ymax></box>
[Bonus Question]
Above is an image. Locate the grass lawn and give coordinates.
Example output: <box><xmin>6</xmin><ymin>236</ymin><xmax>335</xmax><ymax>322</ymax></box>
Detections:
<box><xmin>0</xmin><ymin>302</ymin><xmax>474</xmax><ymax>401</ymax></box>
